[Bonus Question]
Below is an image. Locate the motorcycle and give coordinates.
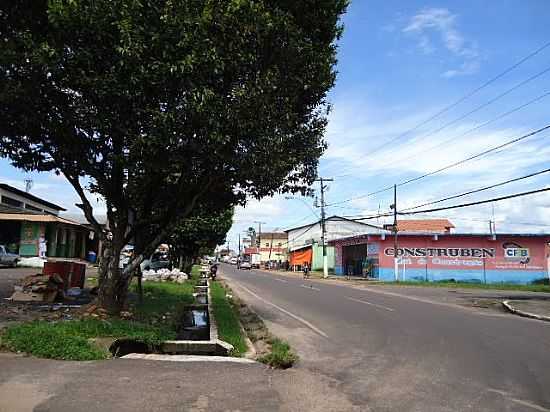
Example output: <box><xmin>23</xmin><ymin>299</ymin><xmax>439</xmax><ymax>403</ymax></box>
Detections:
<box><xmin>210</xmin><ymin>264</ymin><xmax>218</xmax><ymax>280</ymax></box>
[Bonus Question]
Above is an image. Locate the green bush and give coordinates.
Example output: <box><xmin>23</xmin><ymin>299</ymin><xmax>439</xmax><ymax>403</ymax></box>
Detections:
<box><xmin>258</xmin><ymin>338</ymin><xmax>298</xmax><ymax>369</ymax></box>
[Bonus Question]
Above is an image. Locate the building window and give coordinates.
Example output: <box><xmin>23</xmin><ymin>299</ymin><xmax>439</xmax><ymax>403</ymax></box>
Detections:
<box><xmin>277</xmin><ymin>243</ymin><xmax>282</xmax><ymax>247</ymax></box>
<box><xmin>1</xmin><ymin>196</ymin><xmax>23</xmax><ymax>208</ymax></box>
<box><xmin>265</xmin><ymin>243</ymin><xmax>270</xmax><ymax>247</ymax></box>
<box><xmin>25</xmin><ymin>204</ymin><xmax>43</xmax><ymax>212</ymax></box>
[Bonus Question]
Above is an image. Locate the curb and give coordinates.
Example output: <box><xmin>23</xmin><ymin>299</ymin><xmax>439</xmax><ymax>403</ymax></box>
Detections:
<box><xmin>121</xmin><ymin>353</ymin><xmax>256</xmax><ymax>363</ymax></box>
<box><xmin>502</xmin><ymin>300</ymin><xmax>550</xmax><ymax>322</ymax></box>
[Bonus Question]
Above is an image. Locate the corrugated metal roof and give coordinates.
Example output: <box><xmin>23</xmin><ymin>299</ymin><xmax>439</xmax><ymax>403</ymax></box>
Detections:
<box><xmin>0</xmin><ymin>183</ymin><xmax>66</xmax><ymax>211</ymax></box>
<box><xmin>285</xmin><ymin>215</ymin><xmax>384</xmax><ymax>233</ymax></box>
<box><xmin>396</xmin><ymin>219</ymin><xmax>455</xmax><ymax>232</ymax></box>
<box><xmin>0</xmin><ymin>213</ymin><xmax>84</xmax><ymax>227</ymax></box>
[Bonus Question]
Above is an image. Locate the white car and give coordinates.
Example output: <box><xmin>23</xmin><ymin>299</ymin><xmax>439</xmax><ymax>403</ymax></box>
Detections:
<box><xmin>240</xmin><ymin>261</ymin><xmax>252</xmax><ymax>270</ymax></box>
<box><xmin>229</xmin><ymin>257</ymin><xmax>238</xmax><ymax>265</ymax></box>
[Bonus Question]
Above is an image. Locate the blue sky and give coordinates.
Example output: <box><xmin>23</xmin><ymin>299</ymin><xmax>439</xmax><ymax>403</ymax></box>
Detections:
<box><xmin>2</xmin><ymin>1</ymin><xmax>550</xmax><ymax>247</ymax></box>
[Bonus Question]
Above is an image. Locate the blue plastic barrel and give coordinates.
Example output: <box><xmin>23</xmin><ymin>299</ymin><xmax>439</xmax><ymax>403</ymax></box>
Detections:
<box><xmin>87</xmin><ymin>251</ymin><xmax>97</xmax><ymax>263</ymax></box>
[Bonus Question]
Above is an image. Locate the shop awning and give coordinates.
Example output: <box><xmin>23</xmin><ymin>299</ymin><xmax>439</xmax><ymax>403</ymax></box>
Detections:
<box><xmin>289</xmin><ymin>246</ymin><xmax>312</xmax><ymax>266</ymax></box>
<box><xmin>0</xmin><ymin>213</ymin><xmax>83</xmax><ymax>227</ymax></box>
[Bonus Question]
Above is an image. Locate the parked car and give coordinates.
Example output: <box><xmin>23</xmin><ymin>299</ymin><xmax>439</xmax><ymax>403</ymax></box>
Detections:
<box><xmin>229</xmin><ymin>257</ymin><xmax>238</xmax><ymax>265</ymax></box>
<box><xmin>0</xmin><ymin>245</ymin><xmax>19</xmax><ymax>268</ymax></box>
<box><xmin>240</xmin><ymin>261</ymin><xmax>252</xmax><ymax>270</ymax></box>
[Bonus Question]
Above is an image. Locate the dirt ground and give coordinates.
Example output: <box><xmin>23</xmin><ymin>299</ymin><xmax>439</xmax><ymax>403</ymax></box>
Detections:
<box><xmin>0</xmin><ymin>266</ymin><xmax>98</xmax><ymax>329</ymax></box>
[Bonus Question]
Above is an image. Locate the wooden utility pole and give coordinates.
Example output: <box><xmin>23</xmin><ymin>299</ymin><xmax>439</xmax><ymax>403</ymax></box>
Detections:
<box><xmin>316</xmin><ymin>177</ymin><xmax>334</xmax><ymax>278</ymax></box>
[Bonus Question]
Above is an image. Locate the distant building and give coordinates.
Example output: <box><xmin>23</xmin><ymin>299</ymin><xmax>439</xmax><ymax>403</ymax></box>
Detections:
<box><xmin>285</xmin><ymin>216</ymin><xmax>385</xmax><ymax>272</ymax></box>
<box><xmin>0</xmin><ymin>183</ymin><xmax>90</xmax><ymax>258</ymax></box>
<box><xmin>245</xmin><ymin>232</ymin><xmax>288</xmax><ymax>263</ymax></box>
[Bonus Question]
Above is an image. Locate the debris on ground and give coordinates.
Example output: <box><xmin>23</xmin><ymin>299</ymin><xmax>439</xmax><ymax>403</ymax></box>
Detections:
<box><xmin>9</xmin><ymin>273</ymin><xmax>64</xmax><ymax>303</ymax></box>
<box><xmin>142</xmin><ymin>268</ymin><xmax>188</xmax><ymax>283</ymax></box>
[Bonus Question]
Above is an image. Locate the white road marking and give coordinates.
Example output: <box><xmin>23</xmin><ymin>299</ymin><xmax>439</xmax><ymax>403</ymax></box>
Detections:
<box><xmin>232</xmin><ymin>282</ymin><xmax>329</xmax><ymax>338</ymax></box>
<box><xmin>300</xmin><ymin>284</ymin><xmax>320</xmax><ymax>291</ymax></box>
<box><xmin>487</xmin><ymin>388</ymin><xmax>550</xmax><ymax>412</ymax></box>
<box><xmin>346</xmin><ymin>296</ymin><xmax>395</xmax><ymax>312</ymax></box>
<box><xmin>274</xmin><ymin>278</ymin><xmax>288</xmax><ymax>283</ymax></box>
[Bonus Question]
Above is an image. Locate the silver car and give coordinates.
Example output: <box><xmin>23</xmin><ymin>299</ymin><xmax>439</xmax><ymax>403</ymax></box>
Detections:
<box><xmin>240</xmin><ymin>261</ymin><xmax>252</xmax><ymax>270</ymax></box>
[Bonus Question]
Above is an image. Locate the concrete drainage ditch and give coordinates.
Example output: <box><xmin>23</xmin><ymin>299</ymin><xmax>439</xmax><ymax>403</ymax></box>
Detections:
<box><xmin>111</xmin><ymin>279</ymin><xmax>234</xmax><ymax>358</ymax></box>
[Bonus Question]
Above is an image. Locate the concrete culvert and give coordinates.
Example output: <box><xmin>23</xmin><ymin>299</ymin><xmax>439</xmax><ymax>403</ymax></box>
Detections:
<box><xmin>110</xmin><ymin>338</ymin><xmax>155</xmax><ymax>358</ymax></box>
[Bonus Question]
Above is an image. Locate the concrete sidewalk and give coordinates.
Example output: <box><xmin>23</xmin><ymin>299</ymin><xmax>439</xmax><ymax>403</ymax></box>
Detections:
<box><xmin>0</xmin><ymin>353</ymin><xmax>282</xmax><ymax>412</ymax></box>
<box><xmin>503</xmin><ymin>299</ymin><xmax>550</xmax><ymax>321</ymax></box>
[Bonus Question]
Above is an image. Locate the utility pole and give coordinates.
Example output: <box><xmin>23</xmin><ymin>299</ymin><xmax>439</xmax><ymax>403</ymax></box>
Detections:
<box><xmin>391</xmin><ymin>184</ymin><xmax>399</xmax><ymax>281</ymax></box>
<box><xmin>238</xmin><ymin>233</ymin><xmax>241</xmax><ymax>256</ymax></box>
<box><xmin>254</xmin><ymin>221</ymin><xmax>266</xmax><ymax>262</ymax></box>
<box><xmin>316</xmin><ymin>177</ymin><xmax>334</xmax><ymax>278</ymax></box>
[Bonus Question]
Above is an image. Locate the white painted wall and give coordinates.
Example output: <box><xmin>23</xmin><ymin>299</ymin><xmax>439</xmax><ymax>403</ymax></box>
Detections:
<box><xmin>287</xmin><ymin>218</ymin><xmax>386</xmax><ymax>251</ymax></box>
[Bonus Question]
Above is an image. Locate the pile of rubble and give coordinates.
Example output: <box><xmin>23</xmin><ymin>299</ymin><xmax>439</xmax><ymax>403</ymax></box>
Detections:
<box><xmin>142</xmin><ymin>268</ymin><xmax>188</xmax><ymax>283</ymax></box>
<box><xmin>10</xmin><ymin>273</ymin><xmax>64</xmax><ymax>302</ymax></box>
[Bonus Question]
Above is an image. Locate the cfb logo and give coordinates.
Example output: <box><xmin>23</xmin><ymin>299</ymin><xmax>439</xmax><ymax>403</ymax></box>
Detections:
<box><xmin>504</xmin><ymin>248</ymin><xmax>529</xmax><ymax>259</ymax></box>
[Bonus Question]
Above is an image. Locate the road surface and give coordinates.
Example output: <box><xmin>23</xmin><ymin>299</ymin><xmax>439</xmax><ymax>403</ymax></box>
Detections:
<box><xmin>221</xmin><ymin>264</ymin><xmax>550</xmax><ymax>412</ymax></box>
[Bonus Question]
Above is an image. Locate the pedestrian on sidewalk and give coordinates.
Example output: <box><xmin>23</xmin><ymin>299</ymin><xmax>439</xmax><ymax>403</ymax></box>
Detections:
<box><xmin>346</xmin><ymin>265</ymin><xmax>353</xmax><ymax>281</ymax></box>
<box><xmin>303</xmin><ymin>262</ymin><xmax>310</xmax><ymax>280</ymax></box>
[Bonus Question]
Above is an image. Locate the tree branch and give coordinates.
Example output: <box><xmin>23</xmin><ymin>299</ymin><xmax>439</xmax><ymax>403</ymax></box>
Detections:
<box><xmin>62</xmin><ymin>172</ymin><xmax>104</xmax><ymax>238</ymax></box>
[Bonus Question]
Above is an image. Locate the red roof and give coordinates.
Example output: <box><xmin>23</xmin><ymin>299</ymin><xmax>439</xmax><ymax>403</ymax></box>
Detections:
<box><xmin>396</xmin><ymin>219</ymin><xmax>454</xmax><ymax>233</ymax></box>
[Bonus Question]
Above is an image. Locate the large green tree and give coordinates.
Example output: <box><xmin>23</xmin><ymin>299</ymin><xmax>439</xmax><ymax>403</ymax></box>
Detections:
<box><xmin>0</xmin><ymin>0</ymin><xmax>347</xmax><ymax>314</ymax></box>
<box><xmin>170</xmin><ymin>207</ymin><xmax>234</xmax><ymax>273</ymax></box>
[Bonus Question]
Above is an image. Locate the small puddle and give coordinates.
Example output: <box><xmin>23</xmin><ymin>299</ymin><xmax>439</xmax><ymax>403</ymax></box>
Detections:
<box><xmin>176</xmin><ymin>309</ymin><xmax>210</xmax><ymax>340</ymax></box>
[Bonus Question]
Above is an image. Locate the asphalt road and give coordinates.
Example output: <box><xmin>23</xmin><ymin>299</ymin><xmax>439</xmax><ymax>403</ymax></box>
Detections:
<box><xmin>221</xmin><ymin>264</ymin><xmax>550</xmax><ymax>412</ymax></box>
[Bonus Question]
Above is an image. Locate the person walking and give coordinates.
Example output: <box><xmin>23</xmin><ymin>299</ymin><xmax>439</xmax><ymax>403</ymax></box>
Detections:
<box><xmin>302</xmin><ymin>262</ymin><xmax>310</xmax><ymax>280</ymax></box>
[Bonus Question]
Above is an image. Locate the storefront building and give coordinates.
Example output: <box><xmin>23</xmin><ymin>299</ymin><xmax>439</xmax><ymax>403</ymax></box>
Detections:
<box><xmin>330</xmin><ymin>233</ymin><xmax>550</xmax><ymax>284</ymax></box>
<box><xmin>0</xmin><ymin>183</ymin><xmax>92</xmax><ymax>259</ymax></box>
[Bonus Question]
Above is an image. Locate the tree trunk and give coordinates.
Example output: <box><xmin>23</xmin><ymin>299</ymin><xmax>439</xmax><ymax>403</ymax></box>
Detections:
<box><xmin>97</xmin><ymin>241</ymin><xmax>131</xmax><ymax>315</ymax></box>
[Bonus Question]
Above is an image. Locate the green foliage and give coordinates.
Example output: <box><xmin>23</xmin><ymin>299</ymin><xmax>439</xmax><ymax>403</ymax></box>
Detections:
<box><xmin>1</xmin><ymin>319</ymin><xmax>174</xmax><ymax>361</ymax></box>
<box><xmin>132</xmin><ymin>280</ymin><xmax>196</xmax><ymax>324</ymax></box>
<box><xmin>258</xmin><ymin>338</ymin><xmax>298</xmax><ymax>369</ymax></box>
<box><xmin>171</xmin><ymin>207</ymin><xmax>234</xmax><ymax>263</ymax></box>
<box><xmin>0</xmin><ymin>0</ymin><xmax>347</xmax><ymax>312</ymax></box>
<box><xmin>210</xmin><ymin>282</ymin><xmax>247</xmax><ymax>356</ymax></box>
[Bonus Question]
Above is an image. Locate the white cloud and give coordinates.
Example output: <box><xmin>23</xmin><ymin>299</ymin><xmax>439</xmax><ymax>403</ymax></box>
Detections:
<box><xmin>403</xmin><ymin>8</ymin><xmax>479</xmax><ymax>77</ymax></box>
<box><xmin>317</xmin><ymin>92</ymin><xmax>550</xmax><ymax>235</ymax></box>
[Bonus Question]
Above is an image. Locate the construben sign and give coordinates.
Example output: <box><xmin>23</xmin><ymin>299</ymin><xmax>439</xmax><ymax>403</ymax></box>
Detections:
<box><xmin>384</xmin><ymin>247</ymin><xmax>496</xmax><ymax>258</ymax></box>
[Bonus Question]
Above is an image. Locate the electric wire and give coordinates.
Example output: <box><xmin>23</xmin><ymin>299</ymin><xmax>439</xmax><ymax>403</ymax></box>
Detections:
<box><xmin>330</xmin><ymin>40</ymin><xmax>550</xmax><ymax>177</ymax></box>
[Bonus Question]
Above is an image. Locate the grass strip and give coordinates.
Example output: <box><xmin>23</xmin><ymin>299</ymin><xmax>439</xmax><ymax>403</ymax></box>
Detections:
<box><xmin>132</xmin><ymin>281</ymin><xmax>196</xmax><ymax>324</ymax></box>
<box><xmin>210</xmin><ymin>281</ymin><xmax>247</xmax><ymax>356</ymax></box>
<box><xmin>378</xmin><ymin>280</ymin><xmax>550</xmax><ymax>293</ymax></box>
<box><xmin>1</xmin><ymin>318</ymin><xmax>174</xmax><ymax>361</ymax></box>
<box><xmin>1</xmin><ymin>278</ymin><xmax>197</xmax><ymax>361</ymax></box>
<box><xmin>258</xmin><ymin>337</ymin><xmax>298</xmax><ymax>369</ymax></box>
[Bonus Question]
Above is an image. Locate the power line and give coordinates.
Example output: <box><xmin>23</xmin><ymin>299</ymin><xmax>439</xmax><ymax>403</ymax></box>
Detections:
<box><xmin>347</xmin><ymin>187</ymin><xmax>550</xmax><ymax>221</ymax></box>
<box><xmin>328</xmin><ymin>123</ymin><xmax>550</xmax><ymax>207</ymax></box>
<box><xmin>398</xmin><ymin>187</ymin><xmax>550</xmax><ymax>216</ymax></box>
<box><xmin>397</xmin><ymin>124</ymin><xmax>550</xmax><ymax>187</ymax></box>
<box><xmin>401</xmin><ymin>166</ymin><xmax>550</xmax><ymax>211</ymax></box>
<box><xmin>330</xmin><ymin>41</ymin><xmax>550</xmax><ymax>177</ymax></box>
<box><xmin>342</xmin><ymin>90</ymin><xmax>550</xmax><ymax>179</ymax></box>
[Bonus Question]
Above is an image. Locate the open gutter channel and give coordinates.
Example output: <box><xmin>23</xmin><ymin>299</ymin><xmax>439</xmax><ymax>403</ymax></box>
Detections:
<box><xmin>111</xmin><ymin>279</ymin><xmax>234</xmax><ymax>358</ymax></box>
